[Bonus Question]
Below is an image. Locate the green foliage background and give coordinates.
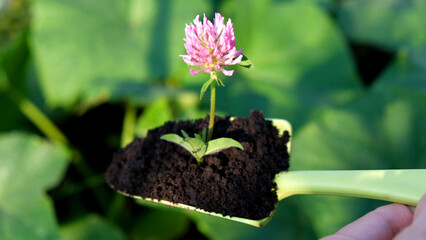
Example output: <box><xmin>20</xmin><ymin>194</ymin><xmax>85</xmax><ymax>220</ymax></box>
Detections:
<box><xmin>1</xmin><ymin>0</ymin><xmax>425</xmax><ymax>239</ymax></box>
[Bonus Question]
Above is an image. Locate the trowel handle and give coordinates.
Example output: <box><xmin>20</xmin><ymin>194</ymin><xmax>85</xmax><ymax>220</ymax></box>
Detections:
<box><xmin>275</xmin><ymin>170</ymin><xmax>426</xmax><ymax>206</ymax></box>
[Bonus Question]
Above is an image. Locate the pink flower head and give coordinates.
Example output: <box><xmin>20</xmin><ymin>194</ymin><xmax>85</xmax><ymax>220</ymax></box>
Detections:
<box><xmin>180</xmin><ymin>13</ymin><xmax>243</xmax><ymax>77</ymax></box>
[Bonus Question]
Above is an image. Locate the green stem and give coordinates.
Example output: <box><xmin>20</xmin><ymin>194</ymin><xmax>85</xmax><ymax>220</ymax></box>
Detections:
<box><xmin>207</xmin><ymin>79</ymin><xmax>216</xmax><ymax>142</ymax></box>
<box><xmin>275</xmin><ymin>170</ymin><xmax>426</xmax><ymax>206</ymax></box>
<box><xmin>11</xmin><ymin>91</ymin><xmax>68</xmax><ymax>145</ymax></box>
<box><xmin>120</xmin><ymin>103</ymin><xmax>137</xmax><ymax>148</ymax></box>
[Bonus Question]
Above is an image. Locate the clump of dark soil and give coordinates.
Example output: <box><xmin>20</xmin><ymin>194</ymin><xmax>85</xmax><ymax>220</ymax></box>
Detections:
<box><xmin>106</xmin><ymin>111</ymin><xmax>290</xmax><ymax>220</ymax></box>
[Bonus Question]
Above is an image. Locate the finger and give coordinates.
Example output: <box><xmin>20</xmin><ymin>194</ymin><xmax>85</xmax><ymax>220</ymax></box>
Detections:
<box><xmin>321</xmin><ymin>203</ymin><xmax>413</xmax><ymax>240</ymax></box>
<box><xmin>414</xmin><ymin>193</ymin><xmax>426</xmax><ymax>220</ymax></box>
<box><xmin>394</xmin><ymin>194</ymin><xmax>426</xmax><ymax>240</ymax></box>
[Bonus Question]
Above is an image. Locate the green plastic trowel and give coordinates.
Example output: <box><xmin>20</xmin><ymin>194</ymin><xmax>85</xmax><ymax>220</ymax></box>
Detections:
<box><xmin>111</xmin><ymin>119</ymin><xmax>426</xmax><ymax>227</ymax></box>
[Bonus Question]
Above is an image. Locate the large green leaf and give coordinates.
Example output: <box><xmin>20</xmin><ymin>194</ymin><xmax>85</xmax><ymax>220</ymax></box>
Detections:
<box><xmin>204</xmin><ymin>0</ymin><xmax>362</xmax><ymax>130</ymax></box>
<box><xmin>137</xmin><ymin>196</ymin><xmax>315</xmax><ymax>239</ymax></box>
<box><xmin>130</xmin><ymin>208</ymin><xmax>189</xmax><ymax>240</ymax></box>
<box><xmin>291</xmin><ymin>108</ymin><xmax>384</xmax><ymax>171</ymax></box>
<box><xmin>373</xmin><ymin>50</ymin><xmax>426</xmax><ymax>98</ymax></box>
<box><xmin>135</xmin><ymin>97</ymin><xmax>173</xmax><ymax>137</ymax></box>
<box><xmin>187</xmin><ymin>199</ymin><xmax>316</xmax><ymax>240</ymax></box>
<box><xmin>337</xmin><ymin>0</ymin><xmax>426</xmax><ymax>51</ymax></box>
<box><xmin>31</xmin><ymin>0</ymin><xmax>211</xmax><ymax>107</ymax></box>
<box><xmin>0</xmin><ymin>67</ymin><xmax>7</xmax><ymax>91</ymax></box>
<box><xmin>289</xmin><ymin>87</ymin><xmax>426</xmax><ymax>237</ymax></box>
<box><xmin>0</xmin><ymin>23</ymin><xmax>31</xmax><ymax>132</ymax></box>
<box><xmin>0</xmin><ymin>132</ymin><xmax>69</xmax><ymax>240</ymax></box>
<box><xmin>61</xmin><ymin>215</ymin><xmax>125</xmax><ymax>240</ymax></box>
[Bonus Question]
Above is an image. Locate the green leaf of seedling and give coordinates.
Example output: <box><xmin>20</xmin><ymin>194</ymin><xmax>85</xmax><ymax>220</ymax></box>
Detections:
<box><xmin>161</xmin><ymin>134</ymin><xmax>186</xmax><ymax>146</ymax></box>
<box><xmin>191</xmin><ymin>129</ymin><xmax>207</xmax><ymax>142</ymax></box>
<box><xmin>181</xmin><ymin>130</ymin><xmax>190</xmax><ymax>140</ymax></box>
<box><xmin>205</xmin><ymin>137</ymin><xmax>244</xmax><ymax>156</ymax></box>
<box><xmin>161</xmin><ymin>134</ymin><xmax>206</xmax><ymax>164</ymax></box>
<box><xmin>186</xmin><ymin>138</ymin><xmax>207</xmax><ymax>160</ymax></box>
<box><xmin>237</xmin><ymin>55</ymin><xmax>254</xmax><ymax>69</ymax></box>
<box><xmin>162</xmin><ymin>131</ymin><xmax>243</xmax><ymax>165</ymax></box>
<box><xmin>161</xmin><ymin>134</ymin><xmax>195</xmax><ymax>156</ymax></box>
<box><xmin>194</xmin><ymin>133</ymin><xmax>203</xmax><ymax>141</ymax></box>
<box><xmin>200</xmin><ymin>77</ymin><xmax>215</xmax><ymax>100</ymax></box>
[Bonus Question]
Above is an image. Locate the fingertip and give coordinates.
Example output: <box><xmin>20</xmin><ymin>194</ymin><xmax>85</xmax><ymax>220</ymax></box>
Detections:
<box><xmin>414</xmin><ymin>193</ymin><xmax>426</xmax><ymax>220</ymax></box>
<box><xmin>376</xmin><ymin>203</ymin><xmax>414</xmax><ymax>228</ymax></box>
<box><xmin>395</xmin><ymin>195</ymin><xmax>426</xmax><ymax>240</ymax></box>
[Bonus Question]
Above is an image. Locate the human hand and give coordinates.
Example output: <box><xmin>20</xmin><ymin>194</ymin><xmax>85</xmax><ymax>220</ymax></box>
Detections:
<box><xmin>321</xmin><ymin>193</ymin><xmax>426</xmax><ymax>240</ymax></box>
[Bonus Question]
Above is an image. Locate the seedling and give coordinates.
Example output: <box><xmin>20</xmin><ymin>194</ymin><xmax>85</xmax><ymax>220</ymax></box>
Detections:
<box><xmin>161</xmin><ymin>129</ymin><xmax>243</xmax><ymax>165</ymax></box>
<box><xmin>161</xmin><ymin>13</ymin><xmax>252</xmax><ymax>159</ymax></box>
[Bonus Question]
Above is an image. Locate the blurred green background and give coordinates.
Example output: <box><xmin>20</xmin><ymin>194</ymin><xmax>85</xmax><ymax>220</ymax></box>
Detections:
<box><xmin>1</xmin><ymin>0</ymin><xmax>425</xmax><ymax>239</ymax></box>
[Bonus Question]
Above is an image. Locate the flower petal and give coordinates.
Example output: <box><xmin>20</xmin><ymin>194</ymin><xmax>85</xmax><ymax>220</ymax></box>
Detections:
<box><xmin>190</xmin><ymin>68</ymin><xmax>204</xmax><ymax>75</ymax></box>
<box><xmin>220</xmin><ymin>68</ymin><xmax>234</xmax><ymax>76</ymax></box>
<box><xmin>181</xmin><ymin>13</ymin><xmax>243</xmax><ymax>77</ymax></box>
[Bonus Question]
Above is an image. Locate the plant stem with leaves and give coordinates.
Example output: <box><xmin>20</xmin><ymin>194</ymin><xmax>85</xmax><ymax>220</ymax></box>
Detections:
<box><xmin>161</xmin><ymin>13</ymin><xmax>253</xmax><ymax>164</ymax></box>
